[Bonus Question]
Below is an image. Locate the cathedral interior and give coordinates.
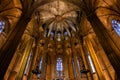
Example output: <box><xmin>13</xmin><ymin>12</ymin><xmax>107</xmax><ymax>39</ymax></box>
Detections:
<box><xmin>0</xmin><ymin>0</ymin><xmax>120</xmax><ymax>80</ymax></box>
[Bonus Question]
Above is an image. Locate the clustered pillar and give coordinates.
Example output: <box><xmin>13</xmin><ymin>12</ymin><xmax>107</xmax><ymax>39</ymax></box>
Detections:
<box><xmin>86</xmin><ymin>13</ymin><xmax>120</xmax><ymax>79</ymax></box>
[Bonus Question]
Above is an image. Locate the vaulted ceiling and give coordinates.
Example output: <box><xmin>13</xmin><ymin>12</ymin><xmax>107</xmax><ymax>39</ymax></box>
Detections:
<box><xmin>0</xmin><ymin>0</ymin><xmax>116</xmax><ymax>56</ymax></box>
<box><xmin>22</xmin><ymin>0</ymin><xmax>84</xmax><ymax>55</ymax></box>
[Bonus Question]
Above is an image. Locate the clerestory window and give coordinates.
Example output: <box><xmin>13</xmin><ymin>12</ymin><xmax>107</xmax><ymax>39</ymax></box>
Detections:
<box><xmin>0</xmin><ymin>20</ymin><xmax>5</xmax><ymax>34</ymax></box>
<box><xmin>112</xmin><ymin>19</ymin><xmax>120</xmax><ymax>36</ymax></box>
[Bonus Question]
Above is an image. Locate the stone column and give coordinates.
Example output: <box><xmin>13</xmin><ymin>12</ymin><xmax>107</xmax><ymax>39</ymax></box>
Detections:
<box><xmin>84</xmin><ymin>37</ymin><xmax>105</xmax><ymax>80</ymax></box>
<box><xmin>79</xmin><ymin>44</ymin><xmax>92</xmax><ymax>80</ymax></box>
<box><xmin>39</xmin><ymin>52</ymin><xmax>47</xmax><ymax>80</ymax></box>
<box><xmin>0</xmin><ymin>32</ymin><xmax>6</xmax><ymax>48</ymax></box>
<box><xmin>70</xmin><ymin>38</ymin><xmax>81</xmax><ymax>80</ymax></box>
<box><xmin>90</xmin><ymin>37</ymin><xmax>113</xmax><ymax>80</ymax></box>
<box><xmin>7</xmin><ymin>52</ymin><xmax>22</xmax><ymax>80</ymax></box>
<box><xmin>46</xmin><ymin>55</ymin><xmax>51</xmax><ymax>80</ymax></box>
<box><xmin>73</xmin><ymin>51</ymin><xmax>81</xmax><ymax>80</ymax></box>
<box><xmin>51</xmin><ymin>52</ymin><xmax>55</xmax><ymax>80</ymax></box>
<box><xmin>22</xmin><ymin>52</ymin><xmax>32</xmax><ymax>80</ymax></box>
<box><xmin>66</xmin><ymin>48</ymin><xmax>74</xmax><ymax>80</ymax></box>
<box><xmin>83</xmin><ymin>43</ymin><xmax>99</xmax><ymax>80</ymax></box>
<box><xmin>4</xmin><ymin>50</ymin><xmax>22</xmax><ymax>80</ymax></box>
<box><xmin>6</xmin><ymin>39</ymin><xmax>29</xmax><ymax>80</ymax></box>
<box><xmin>16</xmin><ymin>38</ymin><xmax>34</xmax><ymax>80</ymax></box>
<box><xmin>63</xmin><ymin>54</ymin><xmax>69</xmax><ymax>80</ymax></box>
<box><xmin>27</xmin><ymin>39</ymin><xmax>40</xmax><ymax>80</ymax></box>
<box><xmin>68</xmin><ymin>52</ymin><xmax>74</xmax><ymax>80</ymax></box>
<box><xmin>0</xmin><ymin>15</ymin><xmax>31</xmax><ymax>79</ymax></box>
<box><xmin>86</xmin><ymin>13</ymin><xmax>120</xmax><ymax>79</ymax></box>
<box><xmin>40</xmin><ymin>38</ymin><xmax>48</xmax><ymax>80</ymax></box>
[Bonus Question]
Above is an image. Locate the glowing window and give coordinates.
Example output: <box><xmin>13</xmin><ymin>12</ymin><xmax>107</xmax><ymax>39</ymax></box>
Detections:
<box><xmin>56</xmin><ymin>58</ymin><xmax>63</xmax><ymax>71</ymax></box>
<box><xmin>0</xmin><ymin>20</ymin><xmax>5</xmax><ymax>34</ymax></box>
<box><xmin>50</xmin><ymin>32</ymin><xmax>54</xmax><ymax>35</ymax></box>
<box><xmin>112</xmin><ymin>20</ymin><xmax>120</xmax><ymax>36</ymax></box>
<box><xmin>64</xmin><ymin>32</ymin><xmax>67</xmax><ymax>35</ymax></box>
<box><xmin>88</xmin><ymin>54</ymin><xmax>96</xmax><ymax>73</ymax></box>
<box><xmin>72</xmin><ymin>59</ymin><xmax>77</xmax><ymax>78</ymax></box>
<box><xmin>24</xmin><ymin>52</ymin><xmax>32</xmax><ymax>74</ymax></box>
<box><xmin>38</xmin><ymin>57</ymin><xmax>43</xmax><ymax>78</ymax></box>
<box><xmin>77</xmin><ymin>57</ymin><xmax>80</xmax><ymax>71</ymax></box>
<box><xmin>39</xmin><ymin>58</ymin><xmax>43</xmax><ymax>70</ymax></box>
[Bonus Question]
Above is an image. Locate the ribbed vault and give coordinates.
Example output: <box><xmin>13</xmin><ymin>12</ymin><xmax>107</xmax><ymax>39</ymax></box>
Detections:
<box><xmin>1</xmin><ymin>0</ymin><xmax>120</xmax><ymax>80</ymax></box>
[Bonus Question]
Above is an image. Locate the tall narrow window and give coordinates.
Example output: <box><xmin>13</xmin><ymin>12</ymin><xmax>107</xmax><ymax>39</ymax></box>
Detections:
<box><xmin>56</xmin><ymin>58</ymin><xmax>63</xmax><ymax>71</ymax></box>
<box><xmin>39</xmin><ymin>57</ymin><xmax>43</xmax><ymax>70</ymax></box>
<box><xmin>72</xmin><ymin>59</ymin><xmax>77</xmax><ymax>78</ymax></box>
<box><xmin>0</xmin><ymin>20</ymin><xmax>5</xmax><ymax>34</ymax></box>
<box><xmin>112</xmin><ymin>19</ymin><xmax>120</xmax><ymax>36</ymax></box>
<box><xmin>56</xmin><ymin>58</ymin><xmax>63</xmax><ymax>76</ymax></box>
<box><xmin>88</xmin><ymin>54</ymin><xmax>96</xmax><ymax>73</ymax></box>
<box><xmin>77</xmin><ymin>57</ymin><xmax>80</xmax><ymax>71</ymax></box>
<box><xmin>24</xmin><ymin>52</ymin><xmax>32</xmax><ymax>75</ymax></box>
<box><xmin>38</xmin><ymin>57</ymin><xmax>43</xmax><ymax>78</ymax></box>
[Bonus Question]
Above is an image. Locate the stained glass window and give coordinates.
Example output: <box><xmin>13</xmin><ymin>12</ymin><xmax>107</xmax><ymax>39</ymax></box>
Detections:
<box><xmin>0</xmin><ymin>20</ymin><xmax>5</xmax><ymax>34</ymax></box>
<box><xmin>112</xmin><ymin>20</ymin><xmax>120</xmax><ymax>36</ymax></box>
<box><xmin>56</xmin><ymin>58</ymin><xmax>63</xmax><ymax>71</ymax></box>
<box><xmin>56</xmin><ymin>58</ymin><xmax>63</xmax><ymax>77</ymax></box>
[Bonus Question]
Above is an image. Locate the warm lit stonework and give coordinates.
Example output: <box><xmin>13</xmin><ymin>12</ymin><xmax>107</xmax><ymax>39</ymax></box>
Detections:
<box><xmin>0</xmin><ymin>0</ymin><xmax>120</xmax><ymax>80</ymax></box>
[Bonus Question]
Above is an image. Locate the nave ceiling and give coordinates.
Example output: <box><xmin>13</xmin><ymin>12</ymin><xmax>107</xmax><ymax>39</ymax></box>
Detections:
<box><xmin>0</xmin><ymin>0</ymin><xmax>116</xmax><ymax>56</ymax></box>
<box><xmin>1</xmin><ymin>0</ymin><xmax>120</xmax><ymax>79</ymax></box>
<box><xmin>21</xmin><ymin>0</ymin><xmax>85</xmax><ymax>56</ymax></box>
